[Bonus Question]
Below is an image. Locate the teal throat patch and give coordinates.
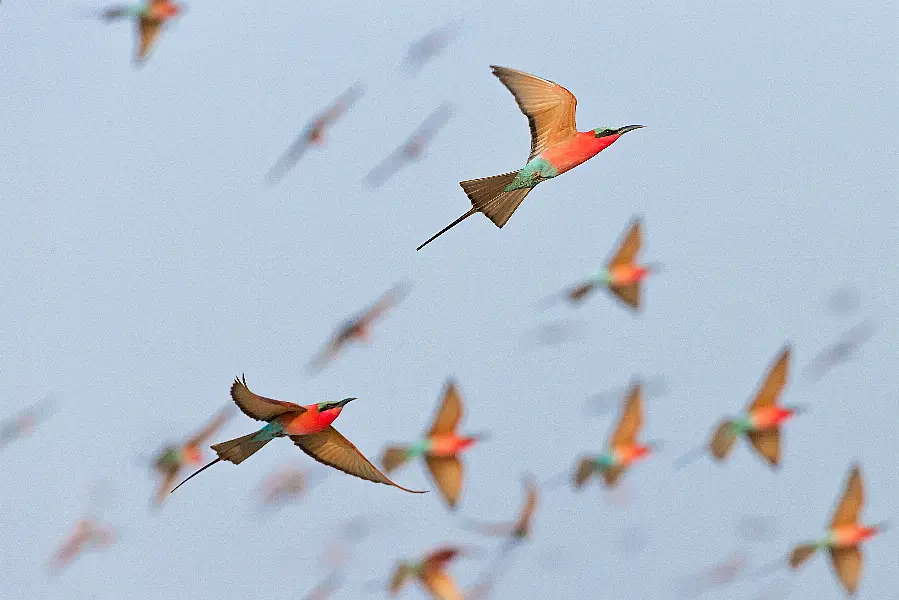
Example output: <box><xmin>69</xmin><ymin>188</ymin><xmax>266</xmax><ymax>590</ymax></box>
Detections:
<box><xmin>504</xmin><ymin>157</ymin><xmax>559</xmax><ymax>191</ymax></box>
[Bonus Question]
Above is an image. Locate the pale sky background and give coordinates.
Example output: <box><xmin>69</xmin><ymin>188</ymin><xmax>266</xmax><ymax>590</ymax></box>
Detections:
<box><xmin>1</xmin><ymin>0</ymin><xmax>897</xmax><ymax>598</ymax></box>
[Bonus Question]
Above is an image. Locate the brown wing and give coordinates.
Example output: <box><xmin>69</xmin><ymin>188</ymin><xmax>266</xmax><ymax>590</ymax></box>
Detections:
<box><xmin>423</xmin><ymin>570</ymin><xmax>464</xmax><ymax>600</ymax></box>
<box><xmin>607</xmin><ymin>219</ymin><xmax>642</xmax><ymax>269</ymax></box>
<box><xmin>515</xmin><ymin>477</ymin><xmax>538</xmax><ymax>531</ymax></box>
<box><xmin>490</xmin><ymin>65</ymin><xmax>578</xmax><ymax>161</ymax></box>
<box><xmin>609</xmin><ymin>384</ymin><xmax>643</xmax><ymax>448</ymax></box>
<box><xmin>389</xmin><ymin>563</ymin><xmax>415</xmax><ymax>595</ymax></box>
<box><xmin>830</xmin><ymin>465</ymin><xmax>864</xmax><ymax>528</ymax></box>
<box><xmin>574</xmin><ymin>457</ymin><xmax>595</xmax><ymax>488</ymax></box>
<box><xmin>187</xmin><ymin>406</ymin><xmax>233</xmax><ymax>447</ymax></box>
<box><xmin>153</xmin><ymin>466</ymin><xmax>180</xmax><ymax>505</ymax></box>
<box><xmin>829</xmin><ymin>547</ymin><xmax>862</xmax><ymax>595</ymax></box>
<box><xmin>291</xmin><ymin>427</ymin><xmax>425</xmax><ymax>493</ymax></box>
<box><xmin>709</xmin><ymin>421</ymin><xmax>738</xmax><ymax>460</ymax></box>
<box><xmin>602</xmin><ymin>465</ymin><xmax>626</xmax><ymax>487</ymax></box>
<box><xmin>136</xmin><ymin>16</ymin><xmax>163</xmax><ymax>62</ymax></box>
<box><xmin>748</xmin><ymin>346</ymin><xmax>791</xmax><ymax>411</ymax></box>
<box><xmin>425</xmin><ymin>455</ymin><xmax>463</xmax><ymax>508</ymax></box>
<box><xmin>230</xmin><ymin>375</ymin><xmax>303</xmax><ymax>421</ymax></box>
<box><xmin>609</xmin><ymin>284</ymin><xmax>640</xmax><ymax>310</ymax></box>
<box><xmin>747</xmin><ymin>428</ymin><xmax>781</xmax><ymax>467</ymax></box>
<box><xmin>424</xmin><ymin>547</ymin><xmax>463</xmax><ymax>570</ymax></box>
<box><xmin>428</xmin><ymin>380</ymin><xmax>463</xmax><ymax>436</ymax></box>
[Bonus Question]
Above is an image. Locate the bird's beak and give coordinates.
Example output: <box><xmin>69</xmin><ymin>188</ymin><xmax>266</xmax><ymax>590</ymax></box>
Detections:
<box><xmin>338</xmin><ymin>397</ymin><xmax>357</xmax><ymax>407</ymax></box>
<box><xmin>616</xmin><ymin>125</ymin><xmax>646</xmax><ymax>135</ymax></box>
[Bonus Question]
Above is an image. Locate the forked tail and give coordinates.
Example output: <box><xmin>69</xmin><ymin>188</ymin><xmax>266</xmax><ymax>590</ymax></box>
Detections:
<box><xmin>380</xmin><ymin>446</ymin><xmax>410</xmax><ymax>474</ymax></box>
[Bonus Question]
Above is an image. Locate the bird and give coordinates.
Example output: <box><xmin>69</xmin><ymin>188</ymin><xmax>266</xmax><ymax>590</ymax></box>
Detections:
<box><xmin>150</xmin><ymin>405</ymin><xmax>232</xmax><ymax>506</ymax></box>
<box><xmin>256</xmin><ymin>463</ymin><xmax>326</xmax><ymax>510</ymax></box>
<box><xmin>265</xmin><ymin>83</ymin><xmax>365</xmax><ymax>186</ymax></box>
<box><xmin>389</xmin><ymin>546</ymin><xmax>465</xmax><ymax>600</ymax></box>
<box><xmin>49</xmin><ymin>518</ymin><xmax>116</xmax><ymax>573</ymax></box>
<box><xmin>306</xmin><ymin>284</ymin><xmax>407</xmax><ymax>374</ymax></box>
<box><xmin>365</xmin><ymin>104</ymin><xmax>453</xmax><ymax>187</ymax></box>
<box><xmin>170</xmin><ymin>376</ymin><xmax>425</xmax><ymax>494</ymax></box>
<box><xmin>92</xmin><ymin>0</ymin><xmax>183</xmax><ymax>65</ymax></box>
<box><xmin>380</xmin><ymin>380</ymin><xmax>485</xmax><ymax>509</ymax></box>
<box><xmin>401</xmin><ymin>20</ymin><xmax>462</xmax><ymax>75</ymax></box>
<box><xmin>463</xmin><ymin>475</ymin><xmax>538</xmax><ymax>561</ymax></box>
<box><xmin>801</xmin><ymin>320</ymin><xmax>876</xmax><ymax>382</ymax></box>
<box><xmin>543</xmin><ymin>218</ymin><xmax>660</xmax><ymax>311</ymax></box>
<box><xmin>573</xmin><ymin>382</ymin><xmax>656</xmax><ymax>489</ymax></box>
<box><xmin>0</xmin><ymin>396</ymin><xmax>55</xmax><ymax>451</ymax></box>
<box><xmin>680</xmin><ymin>551</ymin><xmax>750</xmax><ymax>598</ymax></box>
<box><xmin>417</xmin><ymin>65</ymin><xmax>644</xmax><ymax>250</ymax></box>
<box><xmin>787</xmin><ymin>465</ymin><xmax>886</xmax><ymax>595</ymax></box>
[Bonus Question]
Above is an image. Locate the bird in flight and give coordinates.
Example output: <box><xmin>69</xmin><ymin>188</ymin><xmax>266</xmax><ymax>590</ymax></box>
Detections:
<box><xmin>365</xmin><ymin>104</ymin><xmax>453</xmax><ymax>188</ymax></box>
<box><xmin>400</xmin><ymin>20</ymin><xmax>462</xmax><ymax>75</ymax></box>
<box><xmin>464</xmin><ymin>475</ymin><xmax>538</xmax><ymax>552</ymax></box>
<box><xmin>265</xmin><ymin>83</ymin><xmax>365</xmax><ymax>186</ymax></box>
<box><xmin>49</xmin><ymin>518</ymin><xmax>116</xmax><ymax>573</ymax></box>
<box><xmin>1</xmin><ymin>395</ymin><xmax>55</xmax><ymax>451</ymax></box>
<box><xmin>380</xmin><ymin>380</ymin><xmax>485</xmax><ymax>509</ymax></box>
<box><xmin>256</xmin><ymin>463</ymin><xmax>326</xmax><ymax>511</ymax></box>
<box><xmin>389</xmin><ymin>546</ymin><xmax>466</xmax><ymax>600</ymax></box>
<box><xmin>90</xmin><ymin>0</ymin><xmax>183</xmax><ymax>65</ymax></box>
<box><xmin>417</xmin><ymin>65</ymin><xmax>644</xmax><ymax>250</ymax></box>
<box><xmin>801</xmin><ymin>320</ymin><xmax>876</xmax><ymax>382</ymax></box>
<box><xmin>170</xmin><ymin>376</ymin><xmax>425</xmax><ymax>494</ymax></box>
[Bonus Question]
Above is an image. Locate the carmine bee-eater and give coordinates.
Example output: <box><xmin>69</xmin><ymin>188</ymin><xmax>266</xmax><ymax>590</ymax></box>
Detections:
<box><xmin>365</xmin><ymin>104</ymin><xmax>453</xmax><ymax>188</ymax></box>
<box><xmin>801</xmin><ymin>320</ymin><xmax>876</xmax><ymax>382</ymax></box>
<box><xmin>306</xmin><ymin>284</ymin><xmax>407</xmax><ymax>374</ymax></box>
<box><xmin>546</xmin><ymin>218</ymin><xmax>660</xmax><ymax>311</ymax></box>
<box><xmin>464</xmin><ymin>475</ymin><xmax>538</xmax><ymax>547</ymax></box>
<box><xmin>49</xmin><ymin>518</ymin><xmax>116</xmax><ymax>573</ymax></box>
<box><xmin>380</xmin><ymin>380</ymin><xmax>485</xmax><ymax>509</ymax></box>
<box><xmin>170</xmin><ymin>376</ymin><xmax>424</xmax><ymax>494</ymax></box>
<box><xmin>401</xmin><ymin>20</ymin><xmax>462</xmax><ymax>76</ymax></box>
<box><xmin>91</xmin><ymin>0</ymin><xmax>183</xmax><ymax>64</ymax></box>
<box><xmin>265</xmin><ymin>83</ymin><xmax>365</xmax><ymax>186</ymax></box>
<box><xmin>390</xmin><ymin>546</ymin><xmax>465</xmax><ymax>600</ymax></box>
<box><xmin>151</xmin><ymin>405</ymin><xmax>232</xmax><ymax>506</ymax></box>
<box><xmin>256</xmin><ymin>463</ymin><xmax>326</xmax><ymax>511</ymax></box>
<box><xmin>1</xmin><ymin>395</ymin><xmax>55</xmax><ymax>451</ymax></box>
<box><xmin>573</xmin><ymin>382</ymin><xmax>656</xmax><ymax>489</ymax></box>
<box><xmin>417</xmin><ymin>65</ymin><xmax>644</xmax><ymax>250</ymax></box>
<box><xmin>787</xmin><ymin>465</ymin><xmax>886</xmax><ymax>595</ymax></box>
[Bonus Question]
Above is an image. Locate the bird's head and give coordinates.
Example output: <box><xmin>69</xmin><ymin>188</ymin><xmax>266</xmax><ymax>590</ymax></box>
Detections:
<box><xmin>316</xmin><ymin>398</ymin><xmax>356</xmax><ymax>415</ymax></box>
<box><xmin>593</xmin><ymin>125</ymin><xmax>646</xmax><ymax>139</ymax></box>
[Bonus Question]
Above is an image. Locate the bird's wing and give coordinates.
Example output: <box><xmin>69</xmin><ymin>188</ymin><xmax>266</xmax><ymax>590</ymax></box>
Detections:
<box><xmin>609</xmin><ymin>383</ymin><xmax>643</xmax><ymax>448</ymax></box>
<box><xmin>365</xmin><ymin>147</ymin><xmax>409</xmax><ymax>187</ymax></box>
<box><xmin>830</xmin><ymin>465</ymin><xmax>864</xmax><ymax>527</ymax></box>
<box><xmin>154</xmin><ymin>466</ymin><xmax>180</xmax><ymax>505</ymax></box>
<box><xmin>829</xmin><ymin>547</ymin><xmax>862</xmax><ymax>596</ymax></box>
<box><xmin>489</xmin><ymin>66</ymin><xmax>578</xmax><ymax>162</ymax></box>
<box><xmin>187</xmin><ymin>406</ymin><xmax>233</xmax><ymax>447</ymax></box>
<box><xmin>424</xmin><ymin>570</ymin><xmax>464</xmax><ymax>600</ymax></box>
<box><xmin>574</xmin><ymin>457</ymin><xmax>595</xmax><ymax>487</ymax></box>
<box><xmin>306</xmin><ymin>333</ymin><xmax>349</xmax><ymax>374</ymax></box>
<box><xmin>389</xmin><ymin>563</ymin><xmax>415</xmax><ymax>595</ymax></box>
<box><xmin>230</xmin><ymin>375</ymin><xmax>303</xmax><ymax>421</ymax></box>
<box><xmin>607</xmin><ymin>218</ymin><xmax>642</xmax><ymax>269</ymax></box>
<box><xmin>264</xmin><ymin>134</ymin><xmax>314</xmax><ymax>186</ymax></box>
<box><xmin>425</xmin><ymin>455</ymin><xmax>463</xmax><ymax>508</ymax></box>
<box><xmin>609</xmin><ymin>283</ymin><xmax>641</xmax><ymax>310</ymax></box>
<box><xmin>748</xmin><ymin>346</ymin><xmax>791</xmax><ymax>410</ymax></box>
<box><xmin>136</xmin><ymin>16</ymin><xmax>162</xmax><ymax>62</ymax></box>
<box><xmin>425</xmin><ymin>547</ymin><xmax>463</xmax><ymax>570</ymax></box>
<box><xmin>357</xmin><ymin>285</ymin><xmax>406</xmax><ymax>328</ymax></box>
<box><xmin>428</xmin><ymin>380</ymin><xmax>464</xmax><ymax>436</ymax></box>
<box><xmin>319</xmin><ymin>83</ymin><xmax>365</xmax><ymax>127</ymax></box>
<box><xmin>405</xmin><ymin>103</ymin><xmax>452</xmax><ymax>146</ymax></box>
<box><xmin>746</xmin><ymin>428</ymin><xmax>781</xmax><ymax>467</ymax></box>
<box><xmin>291</xmin><ymin>427</ymin><xmax>425</xmax><ymax>492</ymax></box>
<box><xmin>100</xmin><ymin>6</ymin><xmax>131</xmax><ymax>20</ymax></box>
<box><xmin>515</xmin><ymin>477</ymin><xmax>538</xmax><ymax>531</ymax></box>
<box><xmin>601</xmin><ymin>465</ymin><xmax>626</xmax><ymax>487</ymax></box>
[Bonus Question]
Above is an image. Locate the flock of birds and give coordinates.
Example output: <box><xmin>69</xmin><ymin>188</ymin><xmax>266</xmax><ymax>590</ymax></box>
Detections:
<box><xmin>3</xmin><ymin>1</ymin><xmax>887</xmax><ymax>598</ymax></box>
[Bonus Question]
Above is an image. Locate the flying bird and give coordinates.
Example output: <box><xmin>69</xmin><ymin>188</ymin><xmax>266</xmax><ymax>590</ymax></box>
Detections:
<box><xmin>585</xmin><ymin>374</ymin><xmax>667</xmax><ymax>416</ymax></box>
<box><xmin>801</xmin><ymin>321</ymin><xmax>876</xmax><ymax>382</ymax></box>
<box><xmin>306</xmin><ymin>284</ymin><xmax>407</xmax><ymax>374</ymax></box>
<box><xmin>417</xmin><ymin>65</ymin><xmax>644</xmax><ymax>250</ymax></box>
<box><xmin>401</xmin><ymin>20</ymin><xmax>462</xmax><ymax>75</ymax></box>
<box><xmin>265</xmin><ymin>83</ymin><xmax>365</xmax><ymax>186</ymax></box>
<box><xmin>787</xmin><ymin>465</ymin><xmax>885</xmax><ymax>595</ymax></box>
<box><xmin>1</xmin><ymin>396</ymin><xmax>55</xmax><ymax>451</ymax></box>
<box><xmin>380</xmin><ymin>380</ymin><xmax>485</xmax><ymax>509</ymax></box>
<box><xmin>49</xmin><ymin>518</ymin><xmax>116</xmax><ymax>573</ymax></box>
<box><xmin>365</xmin><ymin>104</ymin><xmax>452</xmax><ymax>187</ymax></box>
<box><xmin>572</xmin><ymin>382</ymin><xmax>656</xmax><ymax>489</ymax></box>
<box><xmin>390</xmin><ymin>546</ymin><xmax>465</xmax><ymax>600</ymax></box>
<box><xmin>151</xmin><ymin>405</ymin><xmax>232</xmax><ymax>506</ymax></box>
<box><xmin>257</xmin><ymin>463</ymin><xmax>326</xmax><ymax>510</ymax></box>
<box><xmin>171</xmin><ymin>376</ymin><xmax>424</xmax><ymax>494</ymax></box>
<box><xmin>542</xmin><ymin>218</ymin><xmax>660</xmax><ymax>311</ymax></box>
<box><xmin>680</xmin><ymin>551</ymin><xmax>750</xmax><ymax>598</ymax></box>
<box><xmin>464</xmin><ymin>475</ymin><xmax>538</xmax><ymax>554</ymax></box>
<box><xmin>90</xmin><ymin>0</ymin><xmax>183</xmax><ymax>64</ymax></box>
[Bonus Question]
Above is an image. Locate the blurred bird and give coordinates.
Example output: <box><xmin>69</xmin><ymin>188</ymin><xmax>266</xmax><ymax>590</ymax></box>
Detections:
<box><xmin>88</xmin><ymin>0</ymin><xmax>184</xmax><ymax>64</ymax></box>
<box><xmin>49</xmin><ymin>518</ymin><xmax>116</xmax><ymax>573</ymax></box>
<box><xmin>151</xmin><ymin>405</ymin><xmax>232</xmax><ymax>506</ymax></box>
<box><xmin>380</xmin><ymin>380</ymin><xmax>485</xmax><ymax>509</ymax></box>
<box><xmin>680</xmin><ymin>551</ymin><xmax>750</xmax><ymax>598</ymax></box>
<box><xmin>401</xmin><ymin>20</ymin><xmax>462</xmax><ymax>75</ymax></box>
<box><xmin>307</xmin><ymin>284</ymin><xmax>407</xmax><ymax>374</ymax></box>
<box><xmin>417</xmin><ymin>66</ymin><xmax>644</xmax><ymax>250</ymax></box>
<box><xmin>365</xmin><ymin>104</ymin><xmax>452</xmax><ymax>187</ymax></box>
<box><xmin>801</xmin><ymin>320</ymin><xmax>876</xmax><ymax>382</ymax></box>
<box><xmin>265</xmin><ymin>83</ymin><xmax>365</xmax><ymax>186</ymax></box>
<box><xmin>787</xmin><ymin>465</ymin><xmax>885</xmax><ymax>596</ymax></box>
<box><xmin>463</xmin><ymin>475</ymin><xmax>538</xmax><ymax>548</ymax></box>
<box><xmin>171</xmin><ymin>376</ymin><xmax>424</xmax><ymax>494</ymax></box>
<box><xmin>256</xmin><ymin>463</ymin><xmax>326</xmax><ymax>511</ymax></box>
<box><xmin>389</xmin><ymin>546</ymin><xmax>465</xmax><ymax>600</ymax></box>
<box><xmin>542</xmin><ymin>218</ymin><xmax>659</xmax><ymax>311</ymax></box>
<box><xmin>1</xmin><ymin>395</ymin><xmax>55</xmax><ymax>451</ymax></box>
<box><xmin>571</xmin><ymin>382</ymin><xmax>656</xmax><ymax>489</ymax></box>
<box><xmin>826</xmin><ymin>286</ymin><xmax>861</xmax><ymax>317</ymax></box>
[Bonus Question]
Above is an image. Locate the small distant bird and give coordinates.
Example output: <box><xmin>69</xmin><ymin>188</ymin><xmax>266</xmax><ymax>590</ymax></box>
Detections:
<box><xmin>573</xmin><ymin>382</ymin><xmax>656</xmax><ymax>489</ymax></box>
<box><xmin>380</xmin><ymin>380</ymin><xmax>485</xmax><ymax>509</ymax></box>
<box><xmin>306</xmin><ymin>284</ymin><xmax>407</xmax><ymax>374</ymax></box>
<box><xmin>151</xmin><ymin>405</ymin><xmax>232</xmax><ymax>505</ymax></box>
<box><xmin>464</xmin><ymin>475</ymin><xmax>538</xmax><ymax>550</ymax></box>
<box><xmin>257</xmin><ymin>463</ymin><xmax>325</xmax><ymax>510</ymax></box>
<box><xmin>1</xmin><ymin>396</ymin><xmax>55</xmax><ymax>451</ymax></box>
<box><xmin>787</xmin><ymin>465</ymin><xmax>885</xmax><ymax>595</ymax></box>
<box><xmin>365</xmin><ymin>104</ymin><xmax>452</xmax><ymax>187</ymax></box>
<box><xmin>301</xmin><ymin>572</ymin><xmax>343</xmax><ymax>600</ymax></box>
<box><xmin>544</xmin><ymin>218</ymin><xmax>659</xmax><ymax>311</ymax></box>
<box><xmin>417</xmin><ymin>66</ymin><xmax>644</xmax><ymax>250</ymax></box>
<box><xmin>265</xmin><ymin>83</ymin><xmax>365</xmax><ymax>186</ymax></box>
<box><xmin>585</xmin><ymin>374</ymin><xmax>667</xmax><ymax>416</ymax></box>
<box><xmin>401</xmin><ymin>20</ymin><xmax>462</xmax><ymax>75</ymax></box>
<box><xmin>91</xmin><ymin>0</ymin><xmax>183</xmax><ymax>64</ymax></box>
<box><xmin>390</xmin><ymin>546</ymin><xmax>465</xmax><ymax>600</ymax></box>
<box><xmin>802</xmin><ymin>321</ymin><xmax>876</xmax><ymax>382</ymax></box>
<box><xmin>49</xmin><ymin>518</ymin><xmax>116</xmax><ymax>573</ymax></box>
<box><xmin>680</xmin><ymin>551</ymin><xmax>750</xmax><ymax>598</ymax></box>
<box><xmin>170</xmin><ymin>376</ymin><xmax>424</xmax><ymax>494</ymax></box>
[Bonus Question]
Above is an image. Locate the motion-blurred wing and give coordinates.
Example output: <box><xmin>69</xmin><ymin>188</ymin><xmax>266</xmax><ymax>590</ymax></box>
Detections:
<box><xmin>187</xmin><ymin>406</ymin><xmax>233</xmax><ymax>447</ymax></box>
<box><xmin>230</xmin><ymin>375</ymin><xmax>303</xmax><ymax>421</ymax></box>
<box><xmin>319</xmin><ymin>83</ymin><xmax>365</xmax><ymax>127</ymax></box>
<box><xmin>609</xmin><ymin>384</ymin><xmax>643</xmax><ymax>448</ymax></box>
<box><xmin>601</xmin><ymin>465</ymin><xmax>626</xmax><ymax>487</ymax></box>
<box><xmin>357</xmin><ymin>284</ymin><xmax>406</xmax><ymax>328</ymax></box>
<box><xmin>424</xmin><ymin>570</ymin><xmax>464</xmax><ymax>600</ymax></box>
<box><xmin>425</xmin><ymin>455</ymin><xmax>463</xmax><ymax>508</ymax></box>
<box><xmin>607</xmin><ymin>219</ymin><xmax>641</xmax><ymax>269</ymax></box>
<box><xmin>748</xmin><ymin>346</ymin><xmax>790</xmax><ymax>410</ymax></box>
<box><xmin>747</xmin><ymin>428</ymin><xmax>781</xmax><ymax>467</ymax></box>
<box><xmin>830</xmin><ymin>465</ymin><xmax>864</xmax><ymax>527</ymax></box>
<box><xmin>136</xmin><ymin>16</ymin><xmax>162</xmax><ymax>63</ymax></box>
<box><xmin>829</xmin><ymin>547</ymin><xmax>862</xmax><ymax>595</ymax></box>
<box><xmin>153</xmin><ymin>466</ymin><xmax>180</xmax><ymax>505</ymax></box>
<box><xmin>428</xmin><ymin>380</ymin><xmax>463</xmax><ymax>436</ymax></box>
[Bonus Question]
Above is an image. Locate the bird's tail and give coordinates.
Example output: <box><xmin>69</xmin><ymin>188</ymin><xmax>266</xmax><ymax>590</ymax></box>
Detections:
<box><xmin>574</xmin><ymin>457</ymin><xmax>596</xmax><ymax>489</ymax></box>
<box><xmin>380</xmin><ymin>446</ymin><xmax>410</xmax><ymax>474</ymax></box>
<box><xmin>788</xmin><ymin>544</ymin><xmax>818</xmax><ymax>569</ymax></box>
<box><xmin>211</xmin><ymin>432</ymin><xmax>272</xmax><ymax>465</ymax></box>
<box><xmin>709</xmin><ymin>421</ymin><xmax>738</xmax><ymax>461</ymax></box>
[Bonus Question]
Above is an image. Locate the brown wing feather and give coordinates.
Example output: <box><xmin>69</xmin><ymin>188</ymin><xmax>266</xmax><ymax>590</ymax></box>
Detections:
<box><xmin>230</xmin><ymin>375</ymin><xmax>303</xmax><ymax>421</ymax></box>
<box><xmin>423</xmin><ymin>570</ymin><xmax>463</xmax><ymax>600</ymax></box>
<box><xmin>187</xmin><ymin>406</ymin><xmax>233</xmax><ymax>447</ymax></box>
<box><xmin>747</xmin><ymin>428</ymin><xmax>781</xmax><ymax>467</ymax></box>
<box><xmin>291</xmin><ymin>428</ymin><xmax>425</xmax><ymax>493</ymax></box>
<box><xmin>610</xmin><ymin>283</ymin><xmax>641</xmax><ymax>310</ymax></box>
<box><xmin>831</xmin><ymin>465</ymin><xmax>864</xmax><ymax>527</ymax></box>
<box><xmin>609</xmin><ymin>384</ymin><xmax>643</xmax><ymax>448</ymax></box>
<box><xmin>389</xmin><ymin>563</ymin><xmax>415</xmax><ymax>595</ymax></box>
<box><xmin>574</xmin><ymin>457</ymin><xmax>595</xmax><ymax>488</ymax></box>
<box><xmin>748</xmin><ymin>346</ymin><xmax>791</xmax><ymax>410</ymax></box>
<box><xmin>136</xmin><ymin>16</ymin><xmax>162</xmax><ymax>62</ymax></box>
<box><xmin>829</xmin><ymin>547</ymin><xmax>862</xmax><ymax>595</ymax></box>
<box><xmin>154</xmin><ymin>467</ymin><xmax>180</xmax><ymax>505</ymax></box>
<box><xmin>607</xmin><ymin>220</ymin><xmax>642</xmax><ymax>269</ymax></box>
<box><xmin>428</xmin><ymin>380</ymin><xmax>463</xmax><ymax>436</ymax></box>
<box><xmin>425</xmin><ymin>455</ymin><xmax>463</xmax><ymax>508</ymax></box>
<box><xmin>490</xmin><ymin>66</ymin><xmax>578</xmax><ymax>161</ymax></box>
<box><xmin>515</xmin><ymin>477</ymin><xmax>538</xmax><ymax>532</ymax></box>
<box><xmin>602</xmin><ymin>465</ymin><xmax>626</xmax><ymax>487</ymax></box>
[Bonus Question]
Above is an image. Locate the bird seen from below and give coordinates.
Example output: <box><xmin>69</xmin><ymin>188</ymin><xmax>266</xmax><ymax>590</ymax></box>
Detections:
<box><xmin>366</xmin><ymin>104</ymin><xmax>453</xmax><ymax>188</ymax></box>
<box><xmin>0</xmin><ymin>396</ymin><xmax>55</xmax><ymax>451</ymax></box>
<box><xmin>417</xmin><ymin>65</ymin><xmax>644</xmax><ymax>250</ymax></box>
<box><xmin>389</xmin><ymin>546</ymin><xmax>465</xmax><ymax>600</ymax></box>
<box><xmin>90</xmin><ymin>0</ymin><xmax>184</xmax><ymax>64</ymax></box>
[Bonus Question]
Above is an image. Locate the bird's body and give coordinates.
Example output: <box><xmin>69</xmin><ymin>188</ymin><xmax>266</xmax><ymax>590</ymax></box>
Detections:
<box><xmin>96</xmin><ymin>0</ymin><xmax>182</xmax><ymax>64</ymax></box>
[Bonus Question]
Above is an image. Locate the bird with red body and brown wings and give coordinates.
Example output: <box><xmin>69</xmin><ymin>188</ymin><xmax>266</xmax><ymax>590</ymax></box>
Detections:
<box><xmin>365</xmin><ymin>105</ymin><xmax>452</xmax><ymax>188</ymax></box>
<box><xmin>49</xmin><ymin>518</ymin><xmax>117</xmax><ymax>573</ymax></box>
<box><xmin>389</xmin><ymin>546</ymin><xmax>465</xmax><ymax>600</ymax></box>
<box><xmin>265</xmin><ymin>83</ymin><xmax>365</xmax><ymax>186</ymax></box>
<box><xmin>87</xmin><ymin>0</ymin><xmax>184</xmax><ymax>65</ymax></box>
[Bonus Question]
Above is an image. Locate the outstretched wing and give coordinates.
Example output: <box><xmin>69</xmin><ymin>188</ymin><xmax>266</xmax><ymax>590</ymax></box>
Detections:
<box><xmin>136</xmin><ymin>16</ymin><xmax>162</xmax><ymax>63</ymax></box>
<box><xmin>514</xmin><ymin>476</ymin><xmax>538</xmax><ymax>532</ymax></box>
<box><xmin>607</xmin><ymin>219</ymin><xmax>642</xmax><ymax>269</ymax></box>
<box><xmin>746</xmin><ymin>428</ymin><xmax>781</xmax><ymax>467</ymax></box>
<box><xmin>187</xmin><ymin>406</ymin><xmax>233</xmax><ymax>447</ymax></box>
<box><xmin>609</xmin><ymin>384</ymin><xmax>643</xmax><ymax>448</ymax></box>
<box><xmin>230</xmin><ymin>375</ymin><xmax>303</xmax><ymax>421</ymax></box>
<box><xmin>357</xmin><ymin>284</ymin><xmax>407</xmax><ymax>328</ymax></box>
<box><xmin>319</xmin><ymin>83</ymin><xmax>365</xmax><ymax>127</ymax></box>
<box><xmin>748</xmin><ymin>346</ymin><xmax>790</xmax><ymax>410</ymax></box>
<box><xmin>428</xmin><ymin>380</ymin><xmax>464</xmax><ymax>436</ymax></box>
<box><xmin>829</xmin><ymin>547</ymin><xmax>862</xmax><ymax>596</ymax></box>
<box><xmin>425</xmin><ymin>455</ymin><xmax>463</xmax><ymax>508</ymax></box>
<box><xmin>830</xmin><ymin>464</ymin><xmax>864</xmax><ymax>527</ymax></box>
<box><xmin>490</xmin><ymin>66</ymin><xmax>578</xmax><ymax>161</ymax></box>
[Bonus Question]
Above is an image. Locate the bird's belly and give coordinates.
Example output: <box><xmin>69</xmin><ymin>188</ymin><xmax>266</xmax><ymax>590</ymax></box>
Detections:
<box><xmin>428</xmin><ymin>435</ymin><xmax>467</xmax><ymax>455</ymax></box>
<box><xmin>540</xmin><ymin>141</ymin><xmax>601</xmax><ymax>175</ymax></box>
<box><xmin>830</xmin><ymin>526</ymin><xmax>863</xmax><ymax>547</ymax></box>
<box><xmin>280</xmin><ymin>412</ymin><xmax>330</xmax><ymax>436</ymax></box>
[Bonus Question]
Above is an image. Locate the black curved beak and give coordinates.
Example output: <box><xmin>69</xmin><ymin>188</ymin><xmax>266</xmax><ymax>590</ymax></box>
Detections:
<box><xmin>616</xmin><ymin>125</ymin><xmax>646</xmax><ymax>135</ymax></box>
<box><xmin>338</xmin><ymin>397</ymin><xmax>357</xmax><ymax>407</ymax></box>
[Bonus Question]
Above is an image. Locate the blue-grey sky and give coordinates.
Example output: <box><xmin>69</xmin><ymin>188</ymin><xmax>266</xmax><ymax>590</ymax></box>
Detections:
<box><xmin>1</xmin><ymin>0</ymin><xmax>897</xmax><ymax>598</ymax></box>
